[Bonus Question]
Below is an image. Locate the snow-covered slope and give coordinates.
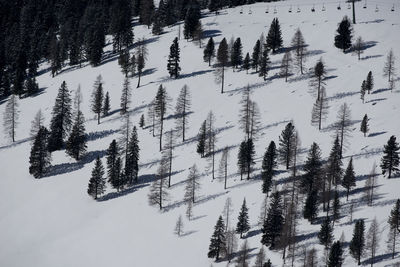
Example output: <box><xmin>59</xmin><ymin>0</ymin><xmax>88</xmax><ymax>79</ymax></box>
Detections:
<box><xmin>1</xmin><ymin>1</ymin><xmax>399</xmax><ymax>266</ymax></box>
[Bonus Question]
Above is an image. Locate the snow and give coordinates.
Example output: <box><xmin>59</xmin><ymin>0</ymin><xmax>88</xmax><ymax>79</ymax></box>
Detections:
<box><xmin>1</xmin><ymin>0</ymin><xmax>400</xmax><ymax>266</ymax></box>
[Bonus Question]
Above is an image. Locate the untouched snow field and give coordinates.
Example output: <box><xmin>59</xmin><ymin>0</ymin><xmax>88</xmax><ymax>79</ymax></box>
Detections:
<box><xmin>1</xmin><ymin>0</ymin><xmax>399</xmax><ymax>266</ymax></box>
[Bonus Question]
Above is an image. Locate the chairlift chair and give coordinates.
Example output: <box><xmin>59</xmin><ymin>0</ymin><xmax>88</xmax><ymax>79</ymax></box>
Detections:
<box><xmin>289</xmin><ymin>5</ymin><xmax>292</xmax><ymax>13</ymax></box>
<box><xmin>248</xmin><ymin>8</ymin><xmax>252</xmax><ymax>14</ymax></box>
<box><xmin>297</xmin><ymin>6</ymin><xmax>301</xmax><ymax>13</ymax></box>
<box><xmin>240</xmin><ymin>8</ymin><xmax>243</xmax><ymax>14</ymax></box>
<box><xmin>337</xmin><ymin>3</ymin><xmax>341</xmax><ymax>10</ymax></box>
<box><xmin>311</xmin><ymin>5</ymin><xmax>315</xmax><ymax>12</ymax></box>
<box><xmin>273</xmin><ymin>6</ymin><xmax>277</xmax><ymax>14</ymax></box>
<box><xmin>322</xmin><ymin>4</ymin><xmax>326</xmax><ymax>11</ymax></box>
<box><xmin>363</xmin><ymin>0</ymin><xmax>367</xmax><ymax>9</ymax></box>
<box><xmin>391</xmin><ymin>4</ymin><xmax>395</xmax><ymax>11</ymax></box>
<box><xmin>265</xmin><ymin>6</ymin><xmax>269</xmax><ymax>13</ymax></box>
<box><xmin>375</xmin><ymin>5</ymin><xmax>379</xmax><ymax>12</ymax></box>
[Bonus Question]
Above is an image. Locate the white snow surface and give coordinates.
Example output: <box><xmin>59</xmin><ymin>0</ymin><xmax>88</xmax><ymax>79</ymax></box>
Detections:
<box><xmin>1</xmin><ymin>1</ymin><xmax>400</xmax><ymax>266</ymax></box>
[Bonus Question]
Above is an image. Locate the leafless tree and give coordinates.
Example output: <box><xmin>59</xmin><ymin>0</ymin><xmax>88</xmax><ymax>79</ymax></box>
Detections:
<box><xmin>364</xmin><ymin>162</ymin><xmax>378</xmax><ymax>206</ymax></box>
<box><xmin>254</xmin><ymin>247</ymin><xmax>266</xmax><ymax>267</ymax></box>
<box><xmin>249</xmin><ymin>101</ymin><xmax>261</xmax><ymax>141</ymax></box>
<box><xmin>175</xmin><ymin>85</ymin><xmax>191</xmax><ymax>142</ymax></box>
<box><xmin>280</xmin><ymin>51</ymin><xmax>293</xmax><ymax>82</ymax></box>
<box><xmin>148</xmin><ymin>155</ymin><xmax>169</xmax><ymax>210</ymax></box>
<box><xmin>30</xmin><ymin>109</ymin><xmax>45</xmax><ymax>139</ymax></box>
<box><xmin>383</xmin><ymin>49</ymin><xmax>396</xmax><ymax>82</ymax></box>
<box><xmin>236</xmin><ymin>239</ymin><xmax>250</xmax><ymax>267</ymax></box>
<box><xmin>3</xmin><ymin>94</ymin><xmax>19</xmax><ymax>142</ymax></box>
<box><xmin>119</xmin><ymin>113</ymin><xmax>131</xmax><ymax>160</ymax></box>
<box><xmin>218</xmin><ymin>146</ymin><xmax>230</xmax><ymax>189</ymax></box>
<box><xmin>174</xmin><ymin>215</ymin><xmax>184</xmax><ymax>236</ymax></box>
<box><xmin>186</xmin><ymin>200</ymin><xmax>193</xmax><ymax>220</ymax></box>
<box><xmin>258</xmin><ymin>195</ymin><xmax>268</xmax><ymax>228</ymax></box>
<box><xmin>205</xmin><ymin>111</ymin><xmax>217</xmax><ymax>179</ymax></box>
<box><xmin>353</xmin><ymin>36</ymin><xmax>365</xmax><ymax>60</ymax></box>
<box><xmin>366</xmin><ymin>217</ymin><xmax>380</xmax><ymax>267</ymax></box>
<box><xmin>163</xmin><ymin>129</ymin><xmax>175</xmax><ymax>187</ymax></box>
<box><xmin>306</xmin><ymin>247</ymin><xmax>318</xmax><ymax>267</ymax></box>
<box><xmin>136</xmin><ymin>37</ymin><xmax>148</xmax><ymax>88</ymax></box>
<box><xmin>184</xmin><ymin>164</ymin><xmax>200</xmax><ymax>204</ymax></box>
<box><xmin>226</xmin><ymin>228</ymin><xmax>238</xmax><ymax>263</ymax></box>
<box><xmin>311</xmin><ymin>87</ymin><xmax>329</xmax><ymax>130</ymax></box>
<box><xmin>291</xmin><ymin>28</ymin><xmax>308</xmax><ymax>74</ymax></box>
<box><xmin>335</xmin><ymin>103</ymin><xmax>352</xmax><ymax>158</ymax></box>
<box><xmin>223</xmin><ymin>197</ymin><xmax>234</xmax><ymax>231</ymax></box>
<box><xmin>309</xmin><ymin>58</ymin><xmax>326</xmax><ymax>101</ymax></box>
<box><xmin>239</xmin><ymin>85</ymin><xmax>252</xmax><ymax>140</ymax></box>
<box><xmin>147</xmin><ymin>100</ymin><xmax>156</xmax><ymax>137</ymax></box>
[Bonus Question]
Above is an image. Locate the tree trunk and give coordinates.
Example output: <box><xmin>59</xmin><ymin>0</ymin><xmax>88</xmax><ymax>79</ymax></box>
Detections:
<box><xmin>137</xmin><ymin>72</ymin><xmax>141</xmax><ymax>88</ymax></box>
<box><xmin>221</xmin><ymin>65</ymin><xmax>225</xmax><ymax>94</ymax></box>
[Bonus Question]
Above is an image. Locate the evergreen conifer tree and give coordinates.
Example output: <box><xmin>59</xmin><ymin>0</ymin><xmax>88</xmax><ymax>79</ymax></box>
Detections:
<box><xmin>318</xmin><ymin>216</ymin><xmax>333</xmax><ymax>250</ymax></box>
<box><xmin>203</xmin><ymin>37</ymin><xmax>215</xmax><ymax>66</ymax></box>
<box><xmin>332</xmin><ymin>191</ymin><xmax>341</xmax><ymax>224</ymax></box>
<box><xmin>208</xmin><ymin>216</ymin><xmax>226</xmax><ymax>261</ymax></box>
<box><xmin>360</xmin><ymin>80</ymin><xmax>367</xmax><ymax>103</ymax></box>
<box><xmin>237</xmin><ymin>140</ymin><xmax>247</xmax><ymax>180</ymax></box>
<box><xmin>259</xmin><ymin>44</ymin><xmax>270</xmax><ymax>80</ymax></box>
<box><xmin>278</xmin><ymin>122</ymin><xmax>296</xmax><ymax>169</ymax></box>
<box><xmin>183</xmin><ymin>5</ymin><xmax>200</xmax><ymax>40</ymax></box>
<box><xmin>342</xmin><ymin>157</ymin><xmax>356</xmax><ymax>200</ymax></box>
<box><xmin>103</xmin><ymin>92</ymin><xmax>111</xmax><ymax>117</ymax></box>
<box><xmin>252</xmin><ymin>40</ymin><xmax>261</xmax><ymax>72</ymax></box>
<box><xmin>366</xmin><ymin>71</ymin><xmax>374</xmax><ymax>94</ymax></box>
<box><xmin>349</xmin><ymin>219</ymin><xmax>365</xmax><ymax>265</ymax></box>
<box><xmin>216</xmin><ymin>38</ymin><xmax>229</xmax><ymax>93</ymax></box>
<box><xmin>109</xmin><ymin>0</ymin><xmax>133</xmax><ymax>51</ymax></box>
<box><xmin>302</xmin><ymin>142</ymin><xmax>323</xmax><ymax>193</ymax></box>
<box><xmin>261</xmin><ymin>190</ymin><xmax>284</xmax><ymax>249</ymax></box>
<box><xmin>266</xmin><ymin>18</ymin><xmax>283</xmax><ymax>53</ymax></box>
<box><xmin>328</xmin><ymin>241</ymin><xmax>344</xmax><ymax>267</ymax></box>
<box><xmin>91</xmin><ymin>77</ymin><xmax>103</xmax><ymax>124</ymax></box>
<box><xmin>381</xmin><ymin>135</ymin><xmax>400</xmax><ymax>178</ymax></box>
<box><xmin>3</xmin><ymin>94</ymin><xmax>19</xmax><ymax>142</ymax></box>
<box><xmin>197</xmin><ymin>120</ymin><xmax>206</xmax><ymax>157</ymax></box>
<box><xmin>360</xmin><ymin>114</ymin><xmax>369</xmax><ymax>137</ymax></box>
<box><xmin>48</xmin><ymin>81</ymin><xmax>72</xmax><ymax>152</ymax></box>
<box><xmin>303</xmin><ymin>190</ymin><xmax>318</xmax><ymax>223</ymax></box>
<box><xmin>388</xmin><ymin>199</ymin><xmax>400</xmax><ymax>259</ymax></box>
<box><xmin>334</xmin><ymin>16</ymin><xmax>353</xmax><ymax>52</ymax></box>
<box><xmin>120</xmin><ymin>77</ymin><xmax>131</xmax><ymax>115</ymax></box>
<box><xmin>66</xmin><ymin>110</ymin><xmax>86</xmax><ymax>160</ymax></box>
<box><xmin>167</xmin><ymin>37</ymin><xmax>181</xmax><ymax>78</ymax></box>
<box><xmin>236</xmin><ymin>198</ymin><xmax>250</xmax><ymax>238</ymax></box>
<box><xmin>106</xmin><ymin>140</ymin><xmax>120</xmax><ymax>187</ymax></box>
<box><xmin>231</xmin><ymin>38</ymin><xmax>243</xmax><ymax>69</ymax></box>
<box><xmin>29</xmin><ymin>127</ymin><xmax>51</xmax><ymax>178</ymax></box>
<box><xmin>154</xmin><ymin>84</ymin><xmax>169</xmax><ymax>151</ymax></box>
<box><xmin>243</xmin><ymin>53</ymin><xmax>250</xmax><ymax>73</ymax></box>
<box><xmin>87</xmin><ymin>156</ymin><xmax>106</xmax><ymax>199</ymax></box>
<box><xmin>261</xmin><ymin>141</ymin><xmax>277</xmax><ymax>195</ymax></box>
<box><xmin>139</xmin><ymin>114</ymin><xmax>145</xmax><ymax>128</ymax></box>
<box><xmin>326</xmin><ymin>136</ymin><xmax>343</xmax><ymax>212</ymax></box>
<box><xmin>125</xmin><ymin>126</ymin><xmax>140</xmax><ymax>184</ymax></box>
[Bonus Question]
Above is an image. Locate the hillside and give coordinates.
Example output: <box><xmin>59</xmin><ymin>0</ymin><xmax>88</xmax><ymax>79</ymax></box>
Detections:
<box><xmin>1</xmin><ymin>0</ymin><xmax>400</xmax><ymax>266</ymax></box>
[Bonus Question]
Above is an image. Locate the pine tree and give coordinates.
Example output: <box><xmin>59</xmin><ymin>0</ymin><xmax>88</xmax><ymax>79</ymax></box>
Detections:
<box><xmin>334</xmin><ymin>16</ymin><xmax>353</xmax><ymax>52</ymax></box>
<box><xmin>231</xmin><ymin>37</ymin><xmax>243</xmax><ymax>69</ymax></box>
<box><xmin>109</xmin><ymin>0</ymin><xmax>133</xmax><ymax>51</ymax></box>
<box><xmin>237</xmin><ymin>140</ymin><xmax>247</xmax><ymax>180</ymax></box>
<box><xmin>91</xmin><ymin>76</ymin><xmax>104</xmax><ymax>124</ymax></box>
<box><xmin>197</xmin><ymin>120</ymin><xmax>206</xmax><ymax>157</ymax></box>
<box><xmin>87</xmin><ymin>156</ymin><xmax>106</xmax><ymax>200</ymax></box>
<box><xmin>261</xmin><ymin>141</ymin><xmax>277</xmax><ymax>195</ymax></box>
<box><xmin>236</xmin><ymin>240</ymin><xmax>250</xmax><ymax>267</ymax></box>
<box><xmin>24</xmin><ymin>76</ymin><xmax>39</xmax><ymax>96</ymax></box>
<box><xmin>310</xmin><ymin>58</ymin><xmax>327</xmax><ymax>101</ymax></box>
<box><xmin>261</xmin><ymin>190</ymin><xmax>284</xmax><ymax>249</ymax></box>
<box><xmin>349</xmin><ymin>219</ymin><xmax>365</xmax><ymax>265</ymax></box>
<box><xmin>243</xmin><ymin>53</ymin><xmax>250</xmax><ymax>74</ymax></box>
<box><xmin>208</xmin><ymin>216</ymin><xmax>226</xmax><ymax>261</ymax></box>
<box><xmin>332</xmin><ymin>191</ymin><xmax>341</xmax><ymax>225</ymax></box>
<box><xmin>66</xmin><ymin>110</ymin><xmax>87</xmax><ymax>160</ymax></box>
<box><xmin>252</xmin><ymin>40</ymin><xmax>261</xmax><ymax>72</ymax></box>
<box><xmin>318</xmin><ymin>216</ymin><xmax>333</xmax><ymax>250</ymax></box>
<box><xmin>216</xmin><ymin>38</ymin><xmax>229</xmax><ymax>93</ymax></box>
<box><xmin>29</xmin><ymin>127</ymin><xmax>51</xmax><ymax>178</ymax></box>
<box><xmin>120</xmin><ymin>77</ymin><xmax>131</xmax><ymax>115</ymax></box>
<box><xmin>291</xmin><ymin>28</ymin><xmax>307</xmax><ymax>74</ymax></box>
<box><xmin>342</xmin><ymin>157</ymin><xmax>356</xmax><ymax>200</ymax></box>
<box><xmin>280</xmin><ymin>51</ymin><xmax>292</xmax><ymax>82</ymax></box>
<box><xmin>183</xmin><ymin>5</ymin><xmax>200</xmax><ymax>40</ymax></box>
<box><xmin>175</xmin><ymin>85</ymin><xmax>191</xmax><ymax>142</ymax></box>
<box><xmin>3</xmin><ymin>94</ymin><xmax>19</xmax><ymax>142</ymax></box>
<box><xmin>129</xmin><ymin>54</ymin><xmax>136</xmax><ymax>77</ymax></box>
<box><xmin>328</xmin><ymin>241</ymin><xmax>344</xmax><ymax>267</ymax></box>
<box><xmin>125</xmin><ymin>126</ymin><xmax>140</xmax><ymax>185</ymax></box>
<box><xmin>139</xmin><ymin>114</ymin><xmax>145</xmax><ymax>128</ymax></box>
<box><xmin>236</xmin><ymin>198</ymin><xmax>250</xmax><ymax>238</ymax></box>
<box><xmin>245</xmin><ymin>138</ymin><xmax>256</xmax><ymax>179</ymax></box>
<box><xmin>303</xmin><ymin>190</ymin><xmax>318</xmax><ymax>223</ymax></box>
<box><xmin>278</xmin><ymin>122</ymin><xmax>296</xmax><ymax>169</ymax></box>
<box><xmin>381</xmin><ymin>135</ymin><xmax>400</xmax><ymax>178</ymax></box>
<box><xmin>259</xmin><ymin>44</ymin><xmax>270</xmax><ymax>80</ymax></box>
<box><xmin>383</xmin><ymin>49</ymin><xmax>396</xmax><ymax>82</ymax></box>
<box><xmin>109</xmin><ymin>157</ymin><xmax>124</xmax><ymax>191</ymax></box>
<box><xmin>148</xmin><ymin>155</ymin><xmax>169</xmax><ymax>209</ymax></box>
<box><xmin>106</xmin><ymin>140</ymin><xmax>120</xmax><ymax>188</ymax></box>
<box><xmin>154</xmin><ymin>84</ymin><xmax>169</xmax><ymax>151</ymax></box>
<box><xmin>139</xmin><ymin>0</ymin><xmax>155</xmax><ymax>28</ymax></box>
<box><xmin>366</xmin><ymin>71</ymin><xmax>374</xmax><ymax>94</ymax></box>
<box><xmin>359</xmin><ymin>114</ymin><xmax>369</xmax><ymax>137</ymax></box>
<box><xmin>360</xmin><ymin>80</ymin><xmax>367</xmax><ymax>103</ymax></box>
<box><xmin>325</xmin><ymin>136</ymin><xmax>343</xmax><ymax>212</ymax></box>
<box><xmin>103</xmin><ymin>92</ymin><xmax>111</xmax><ymax>117</ymax></box>
<box><xmin>167</xmin><ymin>37</ymin><xmax>181</xmax><ymax>78</ymax></box>
<box><xmin>266</xmin><ymin>18</ymin><xmax>283</xmax><ymax>53</ymax></box>
<box><xmin>118</xmin><ymin>49</ymin><xmax>130</xmax><ymax>77</ymax></box>
<box><xmin>203</xmin><ymin>37</ymin><xmax>215</xmax><ymax>66</ymax></box>
<box><xmin>302</xmin><ymin>142</ymin><xmax>323</xmax><ymax>193</ymax></box>
<box><xmin>184</xmin><ymin>164</ymin><xmax>200</xmax><ymax>203</ymax></box>
<box><xmin>388</xmin><ymin>199</ymin><xmax>400</xmax><ymax>259</ymax></box>
<box><xmin>48</xmin><ymin>81</ymin><xmax>72</xmax><ymax>152</ymax></box>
